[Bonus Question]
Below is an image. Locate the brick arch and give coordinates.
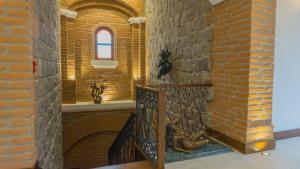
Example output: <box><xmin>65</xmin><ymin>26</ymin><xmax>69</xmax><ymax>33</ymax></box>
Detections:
<box><xmin>75</xmin><ymin>3</ymin><xmax>137</xmax><ymax>17</ymax></box>
<box><xmin>61</xmin><ymin>0</ymin><xmax>144</xmax><ymax>16</ymax></box>
<box><xmin>63</xmin><ymin>113</ymin><xmax>130</xmax><ymax>154</ymax></box>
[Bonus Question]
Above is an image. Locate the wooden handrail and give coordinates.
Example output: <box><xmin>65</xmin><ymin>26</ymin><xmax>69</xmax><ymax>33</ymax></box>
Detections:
<box><xmin>135</xmin><ymin>85</ymin><xmax>162</xmax><ymax>93</ymax></box>
<box><xmin>145</xmin><ymin>83</ymin><xmax>213</xmax><ymax>88</ymax></box>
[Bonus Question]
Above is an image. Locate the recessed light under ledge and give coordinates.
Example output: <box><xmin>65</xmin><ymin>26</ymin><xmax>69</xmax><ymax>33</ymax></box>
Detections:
<box><xmin>91</xmin><ymin>60</ymin><xmax>119</xmax><ymax>69</ymax></box>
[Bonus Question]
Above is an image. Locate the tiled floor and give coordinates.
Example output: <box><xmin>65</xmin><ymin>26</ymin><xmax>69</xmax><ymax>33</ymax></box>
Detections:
<box><xmin>166</xmin><ymin>137</ymin><xmax>300</xmax><ymax>169</ymax></box>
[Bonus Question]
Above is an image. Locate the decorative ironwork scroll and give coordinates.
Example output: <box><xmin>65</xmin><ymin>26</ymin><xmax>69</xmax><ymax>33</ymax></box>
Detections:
<box><xmin>136</xmin><ymin>86</ymin><xmax>166</xmax><ymax>169</ymax></box>
<box><xmin>163</xmin><ymin>85</ymin><xmax>212</xmax><ymax>135</ymax></box>
<box><xmin>107</xmin><ymin>83</ymin><xmax>212</xmax><ymax>168</ymax></box>
<box><xmin>162</xmin><ymin>85</ymin><xmax>212</xmax><ymax>152</ymax></box>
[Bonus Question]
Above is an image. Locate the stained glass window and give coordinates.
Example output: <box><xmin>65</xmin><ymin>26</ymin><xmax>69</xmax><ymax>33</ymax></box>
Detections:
<box><xmin>96</xmin><ymin>27</ymin><xmax>114</xmax><ymax>60</ymax></box>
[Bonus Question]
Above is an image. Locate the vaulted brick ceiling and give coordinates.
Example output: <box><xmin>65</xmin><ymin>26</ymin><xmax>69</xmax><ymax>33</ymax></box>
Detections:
<box><xmin>61</xmin><ymin>0</ymin><xmax>144</xmax><ymax>16</ymax></box>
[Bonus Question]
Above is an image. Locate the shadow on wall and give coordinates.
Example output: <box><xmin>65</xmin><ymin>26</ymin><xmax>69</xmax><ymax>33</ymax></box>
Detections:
<box><xmin>64</xmin><ymin>132</ymin><xmax>119</xmax><ymax>169</ymax></box>
<box><xmin>62</xmin><ymin>109</ymin><xmax>133</xmax><ymax>169</ymax></box>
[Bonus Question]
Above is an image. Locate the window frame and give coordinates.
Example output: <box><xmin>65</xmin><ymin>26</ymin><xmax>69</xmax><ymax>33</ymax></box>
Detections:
<box><xmin>95</xmin><ymin>27</ymin><xmax>114</xmax><ymax>60</ymax></box>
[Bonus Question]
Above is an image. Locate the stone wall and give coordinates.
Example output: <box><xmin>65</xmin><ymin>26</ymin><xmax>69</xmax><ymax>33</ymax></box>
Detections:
<box><xmin>145</xmin><ymin>0</ymin><xmax>213</xmax><ymax>84</ymax></box>
<box><xmin>33</xmin><ymin>0</ymin><xmax>63</xmax><ymax>168</ymax></box>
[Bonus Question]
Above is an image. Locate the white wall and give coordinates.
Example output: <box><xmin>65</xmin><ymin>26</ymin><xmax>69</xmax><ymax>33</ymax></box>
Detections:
<box><xmin>273</xmin><ymin>0</ymin><xmax>300</xmax><ymax>132</ymax></box>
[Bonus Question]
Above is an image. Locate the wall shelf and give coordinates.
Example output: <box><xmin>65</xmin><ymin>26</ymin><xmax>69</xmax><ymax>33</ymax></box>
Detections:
<box><xmin>91</xmin><ymin>60</ymin><xmax>119</xmax><ymax>69</ymax></box>
<box><xmin>62</xmin><ymin>100</ymin><xmax>136</xmax><ymax>113</ymax></box>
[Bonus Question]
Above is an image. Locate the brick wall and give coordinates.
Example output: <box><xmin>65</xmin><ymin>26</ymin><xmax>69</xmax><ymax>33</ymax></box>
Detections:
<box><xmin>61</xmin><ymin>15</ymin><xmax>77</xmax><ymax>103</ymax></box>
<box><xmin>74</xmin><ymin>9</ymin><xmax>133</xmax><ymax>102</ymax></box>
<box><xmin>208</xmin><ymin>0</ymin><xmax>275</xmax><ymax>153</ymax></box>
<box><xmin>0</xmin><ymin>0</ymin><xmax>63</xmax><ymax>168</ymax></box>
<box><xmin>0</xmin><ymin>0</ymin><xmax>36</xmax><ymax>168</ymax></box>
<box><xmin>64</xmin><ymin>132</ymin><xmax>118</xmax><ymax>169</ymax></box>
<box><xmin>61</xmin><ymin>7</ymin><xmax>145</xmax><ymax>103</ymax></box>
<box><xmin>246</xmin><ymin>0</ymin><xmax>276</xmax><ymax>151</ymax></box>
<box><xmin>208</xmin><ymin>0</ymin><xmax>253</xmax><ymax>144</ymax></box>
<box><xmin>60</xmin><ymin>0</ymin><xmax>145</xmax><ymax>16</ymax></box>
<box><xmin>131</xmin><ymin>23</ymin><xmax>146</xmax><ymax>98</ymax></box>
<box><xmin>63</xmin><ymin>109</ymin><xmax>133</xmax><ymax>169</ymax></box>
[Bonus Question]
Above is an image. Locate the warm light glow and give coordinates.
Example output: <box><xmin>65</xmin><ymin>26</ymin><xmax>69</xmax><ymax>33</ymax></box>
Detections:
<box><xmin>68</xmin><ymin>74</ymin><xmax>75</xmax><ymax>80</ymax></box>
<box><xmin>67</xmin><ymin>60</ymin><xmax>76</xmax><ymax>80</ymax></box>
<box><xmin>252</xmin><ymin>142</ymin><xmax>268</xmax><ymax>152</ymax></box>
<box><xmin>133</xmin><ymin>72</ymin><xmax>141</xmax><ymax>81</ymax></box>
<box><xmin>102</xmin><ymin>95</ymin><xmax>110</xmax><ymax>102</ymax></box>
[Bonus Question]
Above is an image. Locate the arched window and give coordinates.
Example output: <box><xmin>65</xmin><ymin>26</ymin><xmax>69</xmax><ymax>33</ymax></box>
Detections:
<box><xmin>96</xmin><ymin>27</ymin><xmax>114</xmax><ymax>60</ymax></box>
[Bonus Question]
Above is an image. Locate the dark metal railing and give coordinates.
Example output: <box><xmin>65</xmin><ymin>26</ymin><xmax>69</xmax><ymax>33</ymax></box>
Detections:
<box><xmin>136</xmin><ymin>85</ymin><xmax>166</xmax><ymax>169</ymax></box>
<box><xmin>108</xmin><ymin>114</ymin><xmax>137</xmax><ymax>166</ymax></box>
<box><xmin>107</xmin><ymin>83</ymin><xmax>212</xmax><ymax>169</ymax></box>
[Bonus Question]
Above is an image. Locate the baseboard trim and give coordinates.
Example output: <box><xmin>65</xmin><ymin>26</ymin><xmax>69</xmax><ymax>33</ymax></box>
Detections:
<box><xmin>208</xmin><ymin>129</ymin><xmax>276</xmax><ymax>154</ymax></box>
<box><xmin>207</xmin><ymin>129</ymin><xmax>245</xmax><ymax>153</ymax></box>
<box><xmin>275</xmin><ymin>128</ymin><xmax>300</xmax><ymax>140</ymax></box>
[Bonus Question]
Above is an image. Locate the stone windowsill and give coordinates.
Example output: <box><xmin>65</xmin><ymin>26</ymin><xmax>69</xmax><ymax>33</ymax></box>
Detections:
<box><xmin>62</xmin><ymin>100</ymin><xmax>136</xmax><ymax>113</ymax></box>
<box><xmin>91</xmin><ymin>60</ymin><xmax>119</xmax><ymax>69</ymax></box>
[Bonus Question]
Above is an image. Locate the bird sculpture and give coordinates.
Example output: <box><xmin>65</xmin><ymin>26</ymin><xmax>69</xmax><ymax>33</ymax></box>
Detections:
<box><xmin>158</xmin><ymin>48</ymin><xmax>172</xmax><ymax>80</ymax></box>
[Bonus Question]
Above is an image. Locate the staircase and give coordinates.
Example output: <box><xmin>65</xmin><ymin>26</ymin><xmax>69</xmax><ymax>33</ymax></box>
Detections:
<box><xmin>107</xmin><ymin>85</ymin><xmax>166</xmax><ymax>169</ymax></box>
<box><xmin>105</xmin><ymin>84</ymin><xmax>224</xmax><ymax>169</ymax></box>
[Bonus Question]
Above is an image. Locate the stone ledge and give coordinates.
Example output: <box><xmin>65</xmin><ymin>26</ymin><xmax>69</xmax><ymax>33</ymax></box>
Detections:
<box><xmin>91</xmin><ymin>60</ymin><xmax>119</xmax><ymax>69</ymax></box>
<box><xmin>62</xmin><ymin>100</ymin><xmax>136</xmax><ymax>113</ymax></box>
<box><xmin>60</xmin><ymin>9</ymin><xmax>77</xmax><ymax>19</ymax></box>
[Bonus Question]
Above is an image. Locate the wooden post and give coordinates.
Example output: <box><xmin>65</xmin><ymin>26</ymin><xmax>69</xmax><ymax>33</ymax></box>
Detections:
<box><xmin>157</xmin><ymin>92</ymin><xmax>166</xmax><ymax>169</ymax></box>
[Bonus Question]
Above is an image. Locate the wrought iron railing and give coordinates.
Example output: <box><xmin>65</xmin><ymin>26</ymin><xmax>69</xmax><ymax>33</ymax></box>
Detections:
<box><xmin>108</xmin><ymin>83</ymin><xmax>212</xmax><ymax>169</ymax></box>
<box><xmin>136</xmin><ymin>85</ymin><xmax>166</xmax><ymax>169</ymax></box>
<box><xmin>108</xmin><ymin>114</ymin><xmax>137</xmax><ymax>166</ymax></box>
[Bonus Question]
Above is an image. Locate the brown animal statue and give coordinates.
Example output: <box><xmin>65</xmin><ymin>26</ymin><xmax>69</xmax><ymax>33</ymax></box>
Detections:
<box><xmin>169</xmin><ymin>118</ymin><xmax>209</xmax><ymax>153</ymax></box>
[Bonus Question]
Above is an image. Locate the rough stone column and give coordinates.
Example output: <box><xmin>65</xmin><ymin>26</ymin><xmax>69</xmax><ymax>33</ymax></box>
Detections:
<box><xmin>33</xmin><ymin>0</ymin><xmax>63</xmax><ymax>168</ymax></box>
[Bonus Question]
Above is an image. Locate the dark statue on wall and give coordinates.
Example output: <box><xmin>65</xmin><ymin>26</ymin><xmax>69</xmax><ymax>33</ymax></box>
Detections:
<box><xmin>158</xmin><ymin>48</ymin><xmax>172</xmax><ymax>79</ymax></box>
<box><xmin>91</xmin><ymin>81</ymin><xmax>107</xmax><ymax>104</ymax></box>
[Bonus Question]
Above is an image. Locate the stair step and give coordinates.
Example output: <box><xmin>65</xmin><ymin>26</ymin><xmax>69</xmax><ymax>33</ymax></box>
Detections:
<box><xmin>94</xmin><ymin>161</ymin><xmax>153</xmax><ymax>169</ymax></box>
